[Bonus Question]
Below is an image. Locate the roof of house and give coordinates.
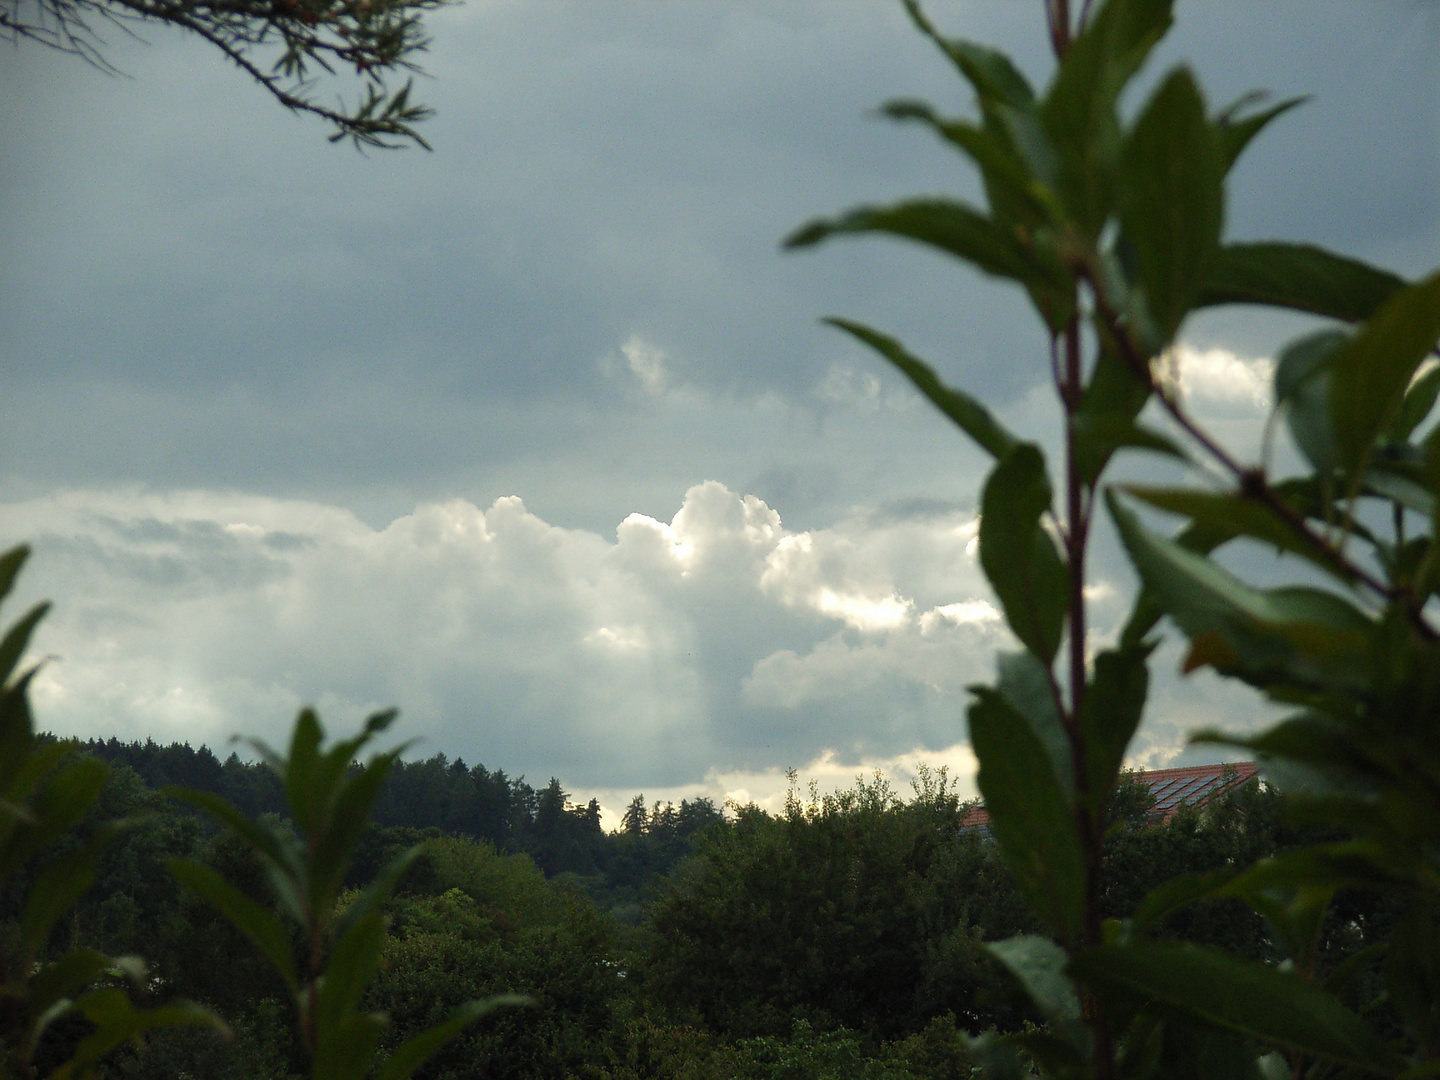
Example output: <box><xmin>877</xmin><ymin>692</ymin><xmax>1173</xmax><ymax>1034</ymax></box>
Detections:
<box><xmin>959</xmin><ymin>761</ymin><xmax>1260</xmax><ymax>832</ymax></box>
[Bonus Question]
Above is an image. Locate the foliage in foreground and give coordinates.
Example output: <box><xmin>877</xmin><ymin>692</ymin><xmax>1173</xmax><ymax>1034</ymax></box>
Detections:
<box><xmin>791</xmin><ymin>0</ymin><xmax>1440</xmax><ymax>1075</ymax></box>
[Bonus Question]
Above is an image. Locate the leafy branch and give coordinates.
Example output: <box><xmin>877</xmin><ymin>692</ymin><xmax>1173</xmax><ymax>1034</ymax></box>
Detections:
<box><xmin>1</xmin><ymin>0</ymin><xmax>447</xmax><ymax>147</ymax></box>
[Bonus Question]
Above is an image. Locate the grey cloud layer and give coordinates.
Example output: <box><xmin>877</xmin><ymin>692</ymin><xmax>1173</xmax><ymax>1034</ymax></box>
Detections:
<box><xmin>3</xmin><ymin>2</ymin><xmax>1434</xmax><ymax>525</ymax></box>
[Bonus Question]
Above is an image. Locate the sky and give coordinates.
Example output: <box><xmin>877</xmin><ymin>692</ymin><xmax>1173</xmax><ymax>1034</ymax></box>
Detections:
<box><xmin>1</xmin><ymin>1</ymin><xmax>1437</xmax><ymax>822</ymax></box>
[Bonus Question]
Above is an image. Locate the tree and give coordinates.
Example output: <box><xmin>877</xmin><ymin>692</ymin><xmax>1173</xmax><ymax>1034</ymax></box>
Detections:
<box><xmin>791</xmin><ymin>0</ymin><xmax>1440</xmax><ymax>1075</ymax></box>
<box><xmin>644</xmin><ymin>775</ymin><xmax>1032</xmax><ymax>1041</ymax></box>
<box><xmin>1</xmin><ymin>0</ymin><xmax>446</xmax><ymax>147</ymax></box>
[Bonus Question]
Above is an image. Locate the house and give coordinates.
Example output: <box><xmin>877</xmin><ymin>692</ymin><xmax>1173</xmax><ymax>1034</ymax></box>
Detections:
<box><xmin>959</xmin><ymin>761</ymin><xmax>1261</xmax><ymax>837</ymax></box>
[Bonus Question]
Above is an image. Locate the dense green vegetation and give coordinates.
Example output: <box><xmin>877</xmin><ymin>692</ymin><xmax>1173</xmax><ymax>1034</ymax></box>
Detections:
<box><xmin>4</xmin><ymin>729</ymin><xmax>1356</xmax><ymax>1080</ymax></box>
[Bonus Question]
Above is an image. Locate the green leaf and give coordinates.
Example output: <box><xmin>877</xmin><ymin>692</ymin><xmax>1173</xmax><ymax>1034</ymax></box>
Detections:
<box><xmin>1331</xmin><ymin>270</ymin><xmax>1440</xmax><ymax>472</ymax></box>
<box><xmin>0</xmin><ymin>602</ymin><xmax>49</xmax><ymax>689</ymax></box>
<box><xmin>988</xmin><ymin>935</ymin><xmax>1082</xmax><ymax>1025</ymax></box>
<box><xmin>1388</xmin><ymin>363</ymin><xmax>1440</xmax><ymax>443</ymax></box>
<box><xmin>284</xmin><ymin>707</ymin><xmax>325</xmax><ymax>831</ymax></box>
<box><xmin>979</xmin><ymin>446</ymin><xmax>1069</xmax><ymax>664</ymax></box>
<box><xmin>1075</xmin><ymin>416</ymin><xmax>1184</xmax><ymax>485</ymax></box>
<box><xmin>968</xmin><ymin>688</ymin><xmax>1085</xmax><ymax>943</ymax></box>
<box><xmin>1041</xmin><ymin>0</ymin><xmax>1174</xmax><ymax>236</ymax></box>
<box><xmin>168</xmin><ymin>858</ymin><xmax>299</xmax><ymax>990</ymax></box>
<box><xmin>28</xmin><ymin>948</ymin><xmax>112</xmax><ymax>1018</ymax></box>
<box><xmin>1116</xmin><ymin>66</ymin><xmax>1224</xmax><ymax>347</ymax></box>
<box><xmin>1071</xmin><ymin>942</ymin><xmax>1405</xmax><ymax>1074</ymax></box>
<box><xmin>1275</xmin><ymin>329</ymin><xmax>1346</xmax><ymax>474</ymax></box>
<box><xmin>823</xmin><ymin>319</ymin><xmax>1020</xmax><ymax>460</ymax></box>
<box><xmin>0</xmin><ymin>544</ymin><xmax>29</xmax><ymax>607</ymax></box>
<box><xmin>1385</xmin><ymin>903</ymin><xmax>1440</xmax><ymax>1053</ymax></box>
<box><xmin>899</xmin><ymin>2</ymin><xmax>1036</xmax><ymax>112</ymax></box>
<box><xmin>1122</xmin><ymin>486</ymin><xmax>1353</xmax><ymax>584</ymax></box>
<box><xmin>1073</xmin><ymin>343</ymin><xmax>1177</xmax><ymax>484</ymax></box>
<box><xmin>1131</xmin><ymin>866</ymin><xmax>1242</xmax><ymax>936</ymax></box>
<box><xmin>63</xmin><ymin>990</ymin><xmax>222</xmax><ymax>1080</ymax></box>
<box><xmin>316</xmin><ymin>909</ymin><xmax>387</xmax><ymax>1028</ymax></box>
<box><xmin>879</xmin><ymin>101</ymin><xmax>1055</xmax><ymax>228</ymax></box>
<box><xmin>1108</xmin><ymin>491</ymin><xmax>1373</xmax><ymax>692</ymax></box>
<box><xmin>0</xmin><ymin>757</ymin><xmax>109</xmax><ymax>881</ymax></box>
<box><xmin>996</xmin><ymin>651</ymin><xmax>1072</xmax><ymax>801</ymax></box>
<box><xmin>1079</xmin><ymin>644</ymin><xmax>1152</xmax><ymax>818</ymax></box>
<box><xmin>21</xmin><ymin>831</ymin><xmax>114</xmax><ymax>956</ymax></box>
<box><xmin>334</xmin><ymin>844</ymin><xmax>422</xmax><ymax>945</ymax></box>
<box><xmin>786</xmin><ymin>199</ymin><xmax>1040</xmax><ymax>283</ymax></box>
<box><xmin>1215</xmin><ymin>93</ymin><xmax>1305</xmax><ymax>174</ymax></box>
<box><xmin>309</xmin><ymin>752</ymin><xmax>400</xmax><ymax>914</ymax></box>
<box><xmin>373</xmin><ymin>996</ymin><xmax>532</xmax><ymax>1080</ymax></box>
<box><xmin>1197</xmin><ymin>242</ymin><xmax>1407</xmax><ymax>322</ymax></box>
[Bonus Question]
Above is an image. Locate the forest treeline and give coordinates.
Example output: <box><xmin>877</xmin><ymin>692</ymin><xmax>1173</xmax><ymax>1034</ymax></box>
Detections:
<box><xmin>71</xmin><ymin>736</ymin><xmax>720</xmax><ymax>920</ymax></box>
<box><xmin>9</xmin><ymin>737</ymin><xmax>1391</xmax><ymax>1080</ymax></box>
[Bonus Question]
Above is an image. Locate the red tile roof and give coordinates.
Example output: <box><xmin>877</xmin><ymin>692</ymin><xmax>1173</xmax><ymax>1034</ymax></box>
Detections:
<box><xmin>960</xmin><ymin>761</ymin><xmax>1260</xmax><ymax>831</ymax></box>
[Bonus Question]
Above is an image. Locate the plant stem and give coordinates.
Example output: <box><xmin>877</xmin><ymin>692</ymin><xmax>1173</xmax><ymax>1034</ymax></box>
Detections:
<box><xmin>1082</xmin><ymin>269</ymin><xmax>1438</xmax><ymax>640</ymax></box>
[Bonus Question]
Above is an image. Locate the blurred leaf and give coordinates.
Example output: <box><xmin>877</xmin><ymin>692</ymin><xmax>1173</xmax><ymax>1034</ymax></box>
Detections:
<box><xmin>314</xmin><ymin>1015</ymin><xmax>386</xmax><ymax>1080</ymax></box>
<box><xmin>1131</xmin><ymin>866</ymin><xmax>1242</xmax><ymax>935</ymax></box>
<box><xmin>786</xmin><ymin>199</ymin><xmax>1033</xmax><ymax>279</ymax></box>
<box><xmin>880</xmin><ymin>101</ymin><xmax>1056</xmax><ymax>227</ymax></box>
<box><xmin>1074</xmin><ymin>416</ymin><xmax>1183</xmax><ymax>485</ymax></box>
<box><xmin>1365</xmin><ymin>468</ymin><xmax>1434</xmax><ymax>519</ymax></box>
<box><xmin>21</xmin><ymin>830</ymin><xmax>114</xmax><ymax>956</ymax></box>
<box><xmin>900</xmin><ymin>2</ymin><xmax>1036</xmax><ymax>112</ymax></box>
<box><xmin>1386</xmin><ymin>364</ymin><xmax>1440</xmax><ymax>443</ymax></box>
<box><xmin>164</xmin><ymin>786</ymin><xmax>303</xmax><ymax>922</ymax></box>
<box><xmin>1198</xmin><ymin>242</ymin><xmax>1406</xmax><ymax>322</ymax></box>
<box><xmin>1385</xmin><ymin>903</ymin><xmax>1440</xmax><ymax>1053</ymax></box>
<box><xmin>0</xmin><ymin>544</ymin><xmax>28</xmax><ymax>605</ymax></box>
<box><xmin>980</xmin><ymin>446</ymin><xmax>1069</xmax><ymax>664</ymax></box>
<box><xmin>988</xmin><ymin>934</ymin><xmax>1082</xmax><ymax>1025</ymax></box>
<box><xmin>968</xmin><ymin>688</ymin><xmax>1085</xmax><ymax>943</ymax></box>
<box><xmin>1108</xmin><ymin>491</ymin><xmax>1373</xmax><ymax>691</ymax></box>
<box><xmin>373</xmin><ymin>995</ymin><xmax>532</xmax><ymax>1080</ymax></box>
<box><xmin>28</xmin><ymin>948</ymin><xmax>112</xmax><ymax>1019</ymax></box>
<box><xmin>1216</xmin><ymin>93</ymin><xmax>1305</xmax><ymax>173</ymax></box>
<box><xmin>960</xmin><ymin>1030</ymin><xmax>1027</xmax><ymax>1080</ymax></box>
<box><xmin>310</xmin><ymin>754</ymin><xmax>400</xmax><ymax>915</ymax></box>
<box><xmin>1116</xmin><ymin>66</ymin><xmax>1224</xmax><ymax>346</ymax></box>
<box><xmin>333</xmin><ymin>844</ymin><xmax>422</xmax><ymax>945</ymax></box>
<box><xmin>0</xmin><ymin>758</ymin><xmax>109</xmax><ymax>881</ymax></box>
<box><xmin>61</xmin><ymin>990</ymin><xmax>222</xmax><ymax>1080</ymax></box>
<box><xmin>1074</xmin><ymin>344</ymin><xmax>1176</xmax><ymax>483</ymax></box>
<box><xmin>824</xmin><ymin>319</ymin><xmax>1020</xmax><ymax>459</ymax></box>
<box><xmin>284</xmin><ymin>707</ymin><xmax>325</xmax><ymax>832</ymax></box>
<box><xmin>0</xmin><ymin>601</ymin><xmax>49</xmax><ymax>690</ymax></box>
<box><xmin>1331</xmin><ymin>270</ymin><xmax>1440</xmax><ymax>472</ymax></box>
<box><xmin>997</xmin><ymin>651</ymin><xmax>1072</xmax><ymax>800</ymax></box>
<box><xmin>168</xmin><ymin>858</ymin><xmax>299</xmax><ymax>990</ymax></box>
<box><xmin>1123</xmin><ymin>486</ymin><xmax>1353</xmax><ymax>583</ymax></box>
<box><xmin>1072</xmin><ymin>942</ymin><xmax>1405</xmax><ymax>1074</ymax></box>
<box><xmin>316</xmin><ymin>910</ymin><xmax>387</xmax><ymax>1028</ymax></box>
<box><xmin>1275</xmin><ymin>329</ymin><xmax>1346</xmax><ymax>475</ymax></box>
<box><xmin>1079</xmin><ymin>644</ymin><xmax>1152</xmax><ymax>819</ymax></box>
<box><xmin>1041</xmin><ymin>0</ymin><xmax>1174</xmax><ymax>235</ymax></box>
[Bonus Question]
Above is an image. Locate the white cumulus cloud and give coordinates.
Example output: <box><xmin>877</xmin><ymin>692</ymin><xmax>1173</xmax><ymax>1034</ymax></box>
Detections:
<box><xmin>1</xmin><ymin>484</ymin><xmax>1004</xmax><ymax>787</ymax></box>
